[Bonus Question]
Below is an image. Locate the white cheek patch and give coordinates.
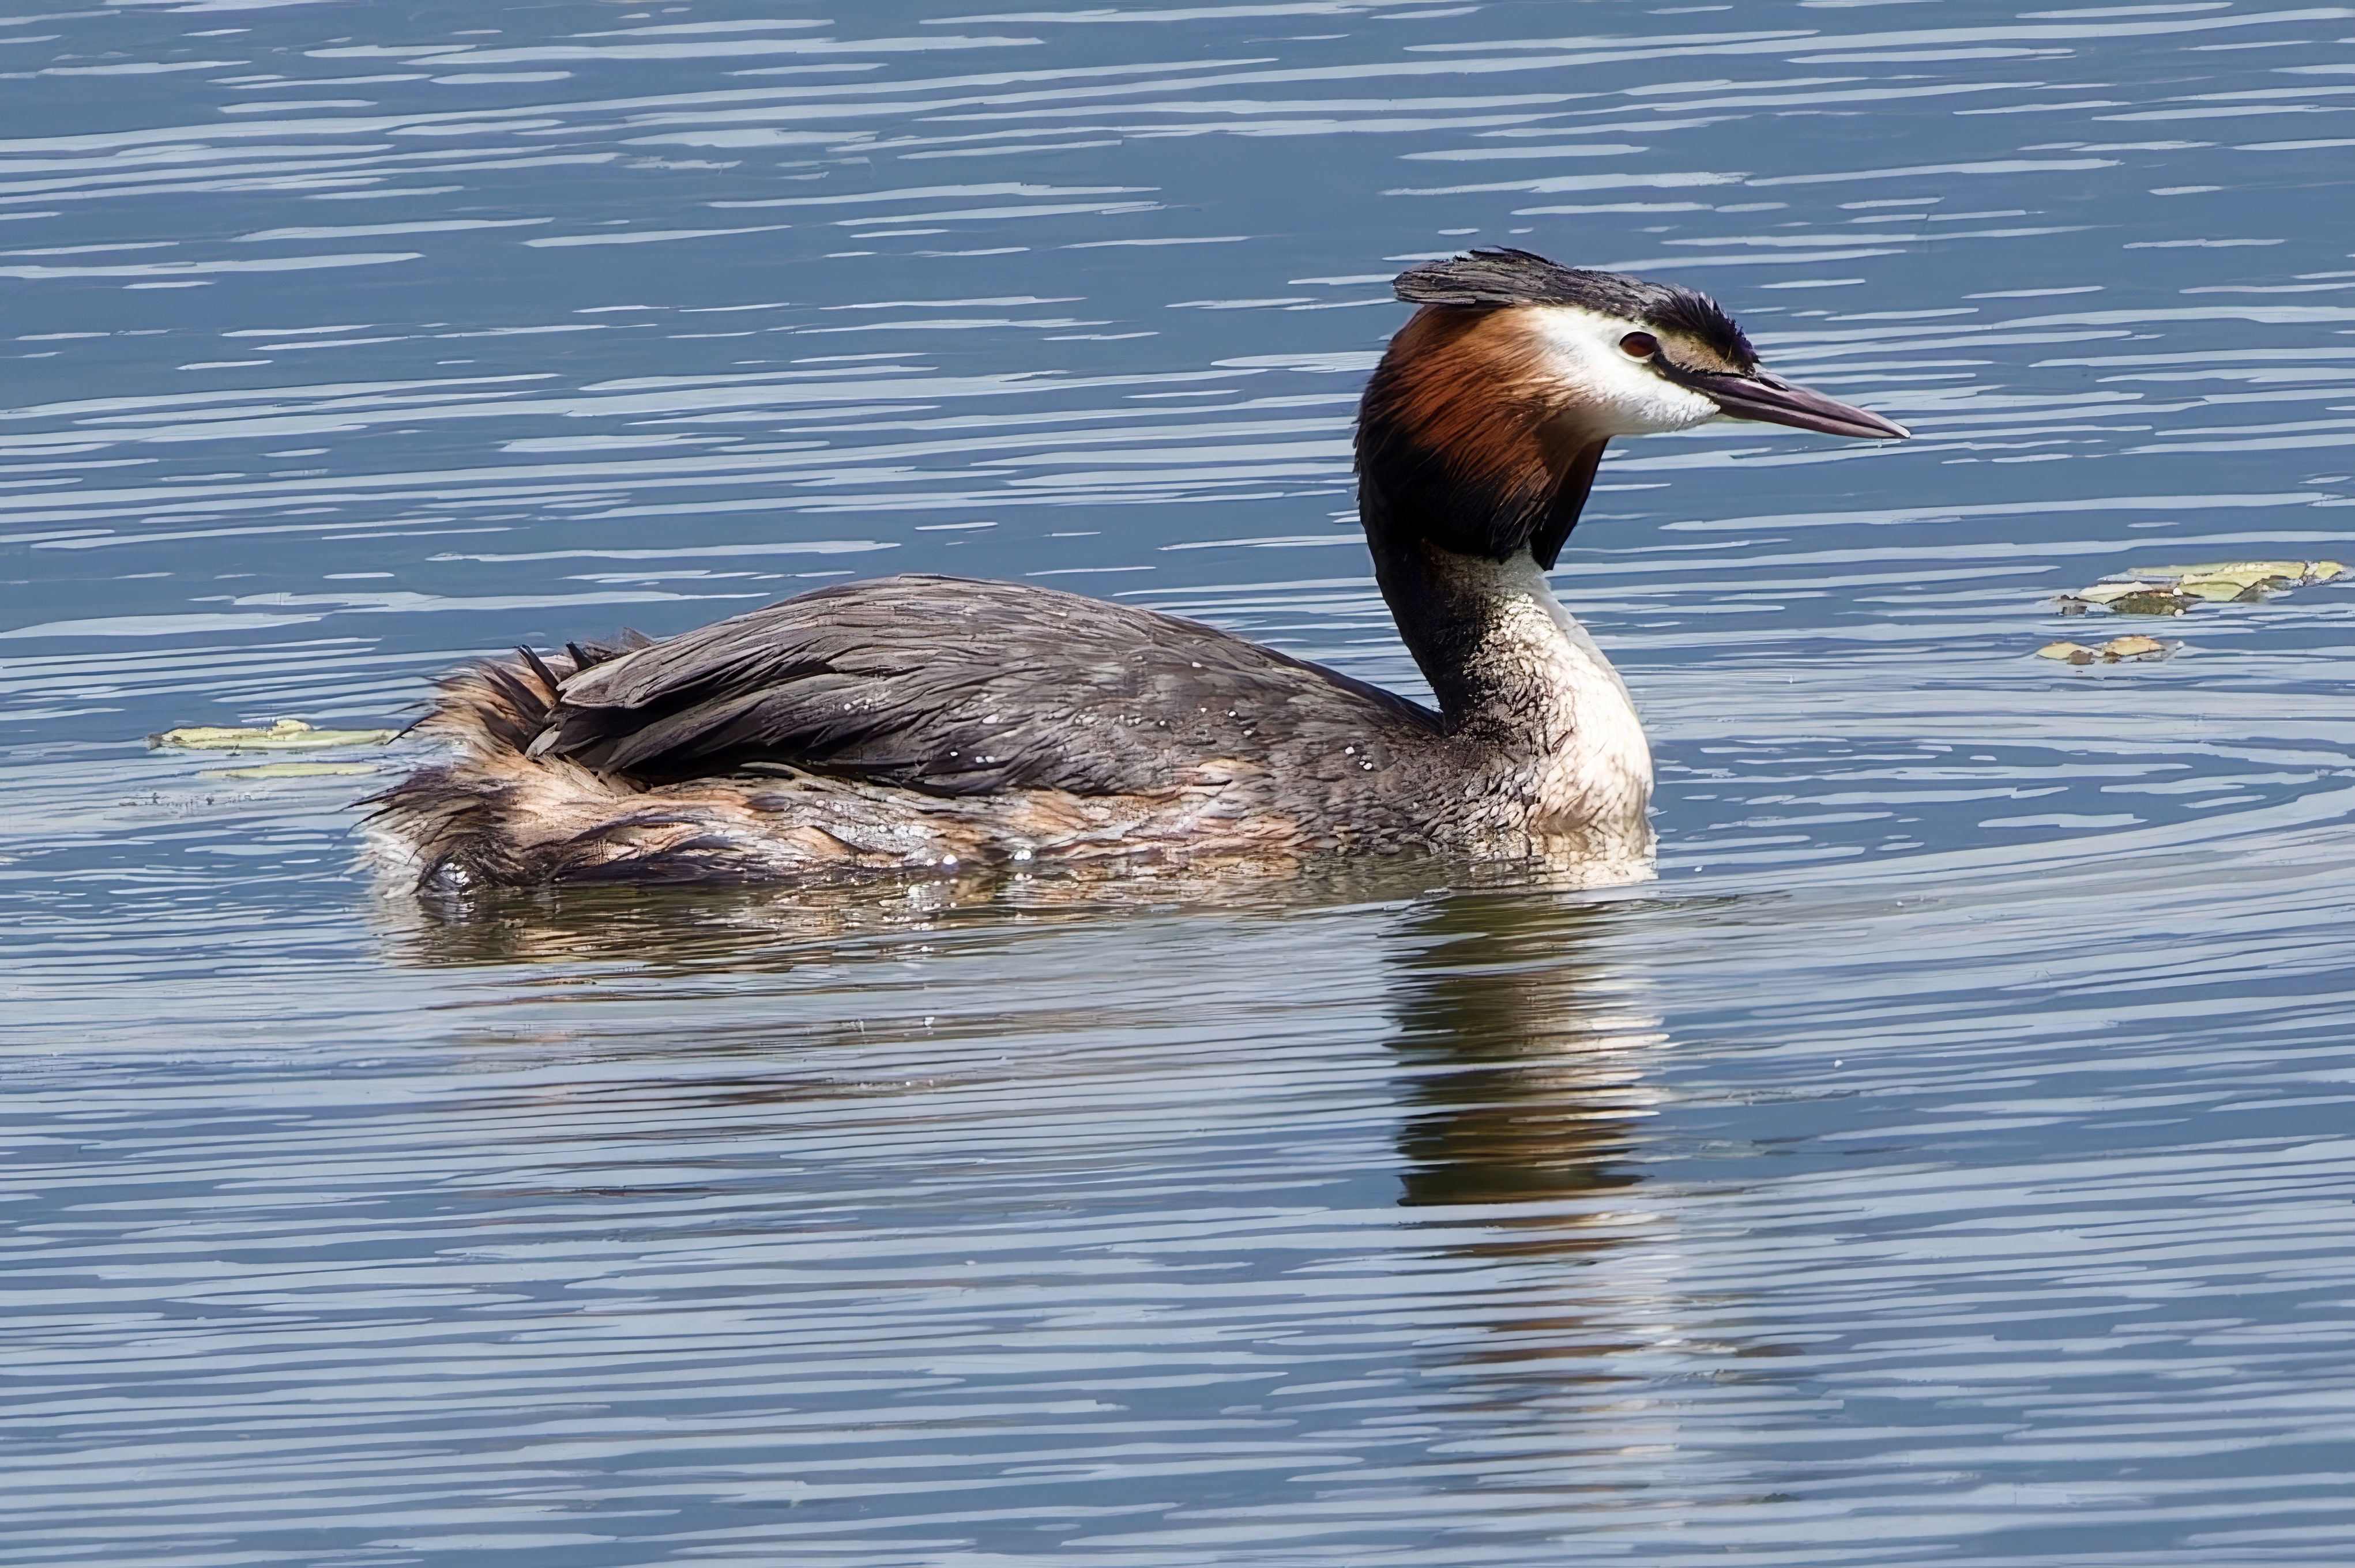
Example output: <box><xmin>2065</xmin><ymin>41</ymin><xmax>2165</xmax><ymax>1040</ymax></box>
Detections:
<box><xmin>1527</xmin><ymin>307</ymin><xmax>1723</xmax><ymax>437</ymax></box>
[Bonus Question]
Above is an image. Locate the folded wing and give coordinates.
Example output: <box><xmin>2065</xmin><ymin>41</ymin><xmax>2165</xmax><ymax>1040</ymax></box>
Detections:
<box><xmin>532</xmin><ymin>574</ymin><xmax>1439</xmax><ymax>796</ymax></box>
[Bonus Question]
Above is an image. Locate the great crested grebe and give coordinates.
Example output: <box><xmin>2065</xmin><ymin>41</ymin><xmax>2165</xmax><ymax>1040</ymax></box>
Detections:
<box><xmin>369</xmin><ymin>247</ymin><xmax>1908</xmax><ymax>891</ymax></box>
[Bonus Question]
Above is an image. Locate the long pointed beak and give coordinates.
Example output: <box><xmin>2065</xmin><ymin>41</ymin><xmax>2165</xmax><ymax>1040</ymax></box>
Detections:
<box><xmin>1670</xmin><ymin>365</ymin><xmax>1912</xmax><ymax>440</ymax></box>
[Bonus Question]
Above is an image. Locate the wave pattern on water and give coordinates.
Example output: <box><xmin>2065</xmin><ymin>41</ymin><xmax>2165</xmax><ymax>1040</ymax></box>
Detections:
<box><xmin>5</xmin><ymin>1</ymin><xmax>2355</xmax><ymax>1564</ymax></box>
<box><xmin>7</xmin><ymin>855</ymin><xmax>2355</xmax><ymax>1565</ymax></box>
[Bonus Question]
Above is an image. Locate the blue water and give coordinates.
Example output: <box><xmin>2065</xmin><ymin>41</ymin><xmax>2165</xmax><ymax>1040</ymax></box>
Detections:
<box><xmin>6</xmin><ymin>1</ymin><xmax>2355</xmax><ymax>1563</ymax></box>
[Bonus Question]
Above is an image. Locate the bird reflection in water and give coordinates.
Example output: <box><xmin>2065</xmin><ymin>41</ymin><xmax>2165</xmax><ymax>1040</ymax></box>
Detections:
<box><xmin>375</xmin><ymin>859</ymin><xmax>1677</xmax><ymax>1258</ymax></box>
<box><xmin>374</xmin><ymin>864</ymin><xmax>1024</xmax><ymax>973</ymax></box>
<box><xmin>1374</xmin><ymin>889</ymin><xmax>1720</xmax><ymax>1518</ymax></box>
<box><xmin>1387</xmin><ymin>889</ymin><xmax>1665</xmax><ymax>1230</ymax></box>
<box><xmin>369</xmin><ymin>854</ymin><xmax>1361</xmax><ymax>974</ymax></box>
<box><xmin>371</xmin><ymin>853</ymin><xmax>1579</xmax><ymax>973</ymax></box>
<box><xmin>377</xmin><ymin>867</ymin><xmax>1675</xmax><ymax>1260</ymax></box>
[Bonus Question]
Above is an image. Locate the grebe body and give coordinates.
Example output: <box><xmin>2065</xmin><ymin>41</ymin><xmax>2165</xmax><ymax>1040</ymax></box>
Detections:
<box><xmin>370</xmin><ymin>248</ymin><xmax>1906</xmax><ymax>891</ymax></box>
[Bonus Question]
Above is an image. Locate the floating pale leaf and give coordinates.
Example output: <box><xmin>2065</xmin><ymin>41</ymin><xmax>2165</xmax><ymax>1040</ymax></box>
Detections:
<box><xmin>197</xmin><ymin>762</ymin><xmax>381</xmax><ymax>780</ymax></box>
<box><xmin>2037</xmin><ymin>635</ymin><xmax>2174</xmax><ymax>665</ymax></box>
<box><xmin>150</xmin><ymin>717</ymin><xmax>398</xmax><ymax>752</ymax></box>
<box><xmin>2057</xmin><ymin>581</ymin><xmax>2192</xmax><ymax>616</ymax></box>
<box><xmin>2064</xmin><ymin>557</ymin><xmax>2349</xmax><ymax>616</ymax></box>
<box><xmin>2180</xmin><ymin>578</ymin><xmax>2270</xmax><ymax>603</ymax></box>
<box><xmin>2074</xmin><ymin>583</ymin><xmax>2145</xmax><ymax>602</ymax></box>
<box><xmin>2130</xmin><ymin>560</ymin><xmax>2311</xmax><ymax>585</ymax></box>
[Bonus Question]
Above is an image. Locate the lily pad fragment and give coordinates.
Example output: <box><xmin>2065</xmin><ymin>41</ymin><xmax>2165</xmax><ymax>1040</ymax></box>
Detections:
<box><xmin>149</xmin><ymin>717</ymin><xmax>398</xmax><ymax>752</ymax></box>
<box><xmin>2058</xmin><ymin>559</ymin><xmax>2347</xmax><ymax>615</ymax></box>
<box><xmin>2037</xmin><ymin>635</ymin><xmax>2176</xmax><ymax>665</ymax></box>
<box><xmin>2056</xmin><ymin>582</ymin><xmax>2192</xmax><ymax>616</ymax></box>
<box><xmin>197</xmin><ymin>762</ymin><xmax>381</xmax><ymax>780</ymax></box>
<box><xmin>2134</xmin><ymin>559</ymin><xmax>2339</xmax><ymax>586</ymax></box>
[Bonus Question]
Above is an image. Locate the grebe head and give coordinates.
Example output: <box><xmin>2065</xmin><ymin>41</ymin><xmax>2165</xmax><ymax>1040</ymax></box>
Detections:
<box><xmin>1359</xmin><ymin>247</ymin><xmax>1909</xmax><ymax>568</ymax></box>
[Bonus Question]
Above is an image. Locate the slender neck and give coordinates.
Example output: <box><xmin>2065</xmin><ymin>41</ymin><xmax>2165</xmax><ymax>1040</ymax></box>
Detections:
<box><xmin>1367</xmin><ymin>530</ymin><xmax>1653</xmax><ymax>857</ymax></box>
<box><xmin>1365</xmin><ymin>527</ymin><xmax>1615</xmax><ymax>737</ymax></box>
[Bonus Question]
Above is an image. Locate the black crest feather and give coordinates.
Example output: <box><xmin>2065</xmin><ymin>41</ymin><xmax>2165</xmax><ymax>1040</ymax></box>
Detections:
<box><xmin>1393</xmin><ymin>246</ymin><xmax>1755</xmax><ymax>370</ymax></box>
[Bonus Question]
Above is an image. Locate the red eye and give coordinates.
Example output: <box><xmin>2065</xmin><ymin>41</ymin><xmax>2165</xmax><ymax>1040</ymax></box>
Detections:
<box><xmin>1619</xmin><ymin>331</ymin><xmax>1660</xmax><ymax>359</ymax></box>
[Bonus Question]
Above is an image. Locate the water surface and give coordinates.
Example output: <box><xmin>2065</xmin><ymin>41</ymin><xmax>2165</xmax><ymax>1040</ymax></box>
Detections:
<box><xmin>6</xmin><ymin>1</ymin><xmax>2355</xmax><ymax>1563</ymax></box>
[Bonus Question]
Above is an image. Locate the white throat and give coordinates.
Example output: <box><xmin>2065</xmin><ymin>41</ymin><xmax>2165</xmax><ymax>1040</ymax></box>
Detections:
<box><xmin>1434</xmin><ymin>550</ymin><xmax>1655</xmax><ymax>864</ymax></box>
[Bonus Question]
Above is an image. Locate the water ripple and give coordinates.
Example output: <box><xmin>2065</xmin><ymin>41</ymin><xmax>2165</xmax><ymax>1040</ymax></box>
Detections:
<box><xmin>6</xmin><ymin>1</ymin><xmax>2355</xmax><ymax>1563</ymax></box>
